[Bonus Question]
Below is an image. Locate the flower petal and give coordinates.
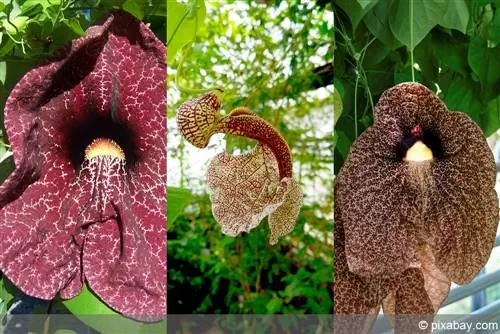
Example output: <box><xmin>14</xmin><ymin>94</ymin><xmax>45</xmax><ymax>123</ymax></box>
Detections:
<box><xmin>335</xmin><ymin>125</ymin><xmax>417</xmax><ymax>277</ymax></box>
<box><xmin>83</xmin><ymin>215</ymin><xmax>165</xmax><ymax>321</ymax></box>
<box><xmin>268</xmin><ymin>177</ymin><xmax>302</xmax><ymax>245</ymax></box>
<box><xmin>392</xmin><ymin>269</ymin><xmax>435</xmax><ymax>332</ymax></box>
<box><xmin>382</xmin><ymin>246</ymin><xmax>450</xmax><ymax>327</ymax></box>
<box><xmin>207</xmin><ymin>144</ymin><xmax>299</xmax><ymax>242</ymax></box>
<box><xmin>374</xmin><ymin>82</ymin><xmax>447</xmax><ymax>127</ymax></box>
<box><xmin>418</xmin><ymin>245</ymin><xmax>450</xmax><ymax>311</ymax></box>
<box><xmin>0</xmin><ymin>11</ymin><xmax>166</xmax><ymax>319</ymax></box>
<box><xmin>0</xmin><ymin>155</ymin><xmax>79</xmax><ymax>299</ymax></box>
<box><xmin>66</xmin><ymin>155</ymin><xmax>165</xmax><ymax>321</ymax></box>
<box><xmin>176</xmin><ymin>90</ymin><xmax>223</xmax><ymax>148</ymax></box>
<box><xmin>425</xmin><ymin>113</ymin><xmax>498</xmax><ymax>284</ymax></box>
<box><xmin>334</xmin><ymin>219</ymin><xmax>386</xmax><ymax>333</ymax></box>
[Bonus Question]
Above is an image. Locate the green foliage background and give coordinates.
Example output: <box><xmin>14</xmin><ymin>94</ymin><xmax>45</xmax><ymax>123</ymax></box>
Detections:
<box><xmin>167</xmin><ymin>0</ymin><xmax>334</xmax><ymax>314</ymax></box>
<box><xmin>334</xmin><ymin>0</ymin><xmax>500</xmax><ymax>174</ymax></box>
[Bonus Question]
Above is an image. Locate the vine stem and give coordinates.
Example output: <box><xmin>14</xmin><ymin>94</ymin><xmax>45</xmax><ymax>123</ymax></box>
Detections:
<box><xmin>354</xmin><ymin>73</ymin><xmax>359</xmax><ymax>137</ymax></box>
<box><xmin>410</xmin><ymin>0</ymin><xmax>415</xmax><ymax>82</ymax></box>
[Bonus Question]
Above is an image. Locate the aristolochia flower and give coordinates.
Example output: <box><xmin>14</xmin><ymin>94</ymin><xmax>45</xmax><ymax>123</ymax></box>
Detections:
<box><xmin>334</xmin><ymin>83</ymin><xmax>498</xmax><ymax>330</ymax></box>
<box><xmin>0</xmin><ymin>11</ymin><xmax>166</xmax><ymax>321</ymax></box>
<box><xmin>176</xmin><ymin>90</ymin><xmax>303</xmax><ymax>245</ymax></box>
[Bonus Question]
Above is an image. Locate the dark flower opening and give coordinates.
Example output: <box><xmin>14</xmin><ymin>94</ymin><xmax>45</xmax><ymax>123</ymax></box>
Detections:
<box><xmin>396</xmin><ymin>123</ymin><xmax>445</xmax><ymax>160</ymax></box>
<box><xmin>64</xmin><ymin>111</ymin><xmax>140</xmax><ymax>170</ymax></box>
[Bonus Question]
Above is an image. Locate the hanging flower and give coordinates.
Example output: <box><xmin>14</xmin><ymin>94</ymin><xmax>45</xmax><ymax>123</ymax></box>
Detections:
<box><xmin>176</xmin><ymin>90</ymin><xmax>303</xmax><ymax>245</ymax></box>
<box><xmin>0</xmin><ymin>11</ymin><xmax>166</xmax><ymax>321</ymax></box>
<box><xmin>334</xmin><ymin>83</ymin><xmax>498</xmax><ymax>330</ymax></box>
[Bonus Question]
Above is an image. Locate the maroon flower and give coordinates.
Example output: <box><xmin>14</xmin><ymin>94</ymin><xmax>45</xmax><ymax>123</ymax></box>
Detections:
<box><xmin>0</xmin><ymin>12</ymin><xmax>166</xmax><ymax>321</ymax></box>
<box><xmin>334</xmin><ymin>83</ymin><xmax>498</xmax><ymax>331</ymax></box>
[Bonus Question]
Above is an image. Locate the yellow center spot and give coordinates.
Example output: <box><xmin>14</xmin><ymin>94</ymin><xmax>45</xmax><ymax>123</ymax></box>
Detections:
<box><xmin>85</xmin><ymin>138</ymin><xmax>125</xmax><ymax>160</ymax></box>
<box><xmin>404</xmin><ymin>141</ymin><xmax>433</xmax><ymax>162</ymax></box>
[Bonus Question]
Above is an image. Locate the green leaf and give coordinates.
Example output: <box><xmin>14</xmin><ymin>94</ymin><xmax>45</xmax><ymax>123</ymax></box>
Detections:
<box><xmin>439</xmin><ymin>0</ymin><xmax>469</xmax><ymax>34</ymax></box>
<box><xmin>413</xmin><ymin>34</ymin><xmax>438</xmax><ymax>83</ymax></box>
<box><xmin>489</xmin><ymin>4</ymin><xmax>500</xmax><ymax>44</ymax></box>
<box><xmin>335</xmin><ymin>130</ymin><xmax>352</xmax><ymax>158</ymax></box>
<box><xmin>0</xmin><ymin>150</ymin><xmax>12</xmax><ymax>164</ymax></box>
<box><xmin>444</xmin><ymin>76</ymin><xmax>483</xmax><ymax>123</ymax></box>
<box><xmin>468</xmin><ymin>37</ymin><xmax>500</xmax><ymax>84</ymax></box>
<box><xmin>363</xmin><ymin>0</ymin><xmax>402</xmax><ymax>49</ymax></box>
<box><xmin>336</xmin><ymin>0</ymin><xmax>378</xmax><ymax>30</ymax></box>
<box><xmin>62</xmin><ymin>18</ymin><xmax>85</xmax><ymax>36</ymax></box>
<box><xmin>334</xmin><ymin>85</ymin><xmax>343</xmax><ymax>127</ymax></box>
<box><xmin>356</xmin><ymin>0</ymin><xmax>379</xmax><ymax>9</ymax></box>
<box><xmin>266</xmin><ymin>297</ymin><xmax>282</xmax><ymax>313</ymax></box>
<box><xmin>0</xmin><ymin>61</ymin><xmax>5</xmax><ymax>85</ymax></box>
<box><xmin>432</xmin><ymin>32</ymin><xmax>469</xmax><ymax>75</ymax></box>
<box><xmin>0</xmin><ymin>277</ymin><xmax>15</xmax><ymax>316</ymax></box>
<box><xmin>166</xmin><ymin>0</ymin><xmax>206</xmax><ymax>63</ymax></box>
<box><xmin>482</xmin><ymin>95</ymin><xmax>500</xmax><ymax>136</ymax></box>
<box><xmin>389</xmin><ymin>0</ymin><xmax>448</xmax><ymax>50</ymax></box>
<box><xmin>122</xmin><ymin>0</ymin><xmax>146</xmax><ymax>20</ymax></box>
<box><xmin>393</xmin><ymin>62</ymin><xmax>422</xmax><ymax>84</ymax></box>
<box><xmin>167</xmin><ymin>186</ymin><xmax>193</xmax><ymax>226</ymax></box>
<box><xmin>148</xmin><ymin>0</ymin><xmax>166</xmax><ymax>16</ymax></box>
<box><xmin>20</xmin><ymin>0</ymin><xmax>44</xmax><ymax>13</ymax></box>
<box><xmin>3</xmin><ymin>15</ymin><xmax>29</xmax><ymax>35</ymax></box>
<box><xmin>139</xmin><ymin>320</ymin><xmax>166</xmax><ymax>334</ymax></box>
<box><xmin>53</xmin><ymin>330</ymin><xmax>77</xmax><ymax>334</ymax></box>
<box><xmin>62</xmin><ymin>283</ymin><xmax>143</xmax><ymax>334</ymax></box>
<box><xmin>62</xmin><ymin>282</ymin><xmax>121</xmax><ymax>316</ymax></box>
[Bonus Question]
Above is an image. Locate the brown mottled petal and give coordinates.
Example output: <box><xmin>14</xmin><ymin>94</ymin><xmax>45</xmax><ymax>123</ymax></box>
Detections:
<box><xmin>333</xmin><ymin>276</ymin><xmax>382</xmax><ymax>334</ymax></box>
<box><xmin>393</xmin><ymin>269</ymin><xmax>435</xmax><ymax>333</ymax></box>
<box><xmin>207</xmin><ymin>144</ymin><xmax>300</xmax><ymax>241</ymax></box>
<box><xmin>418</xmin><ymin>245</ymin><xmax>451</xmax><ymax>311</ymax></box>
<box><xmin>425</xmin><ymin>112</ymin><xmax>498</xmax><ymax>284</ymax></box>
<box><xmin>382</xmin><ymin>246</ymin><xmax>450</xmax><ymax>327</ymax></box>
<box><xmin>176</xmin><ymin>90</ymin><xmax>223</xmax><ymax>148</ymax></box>
<box><xmin>334</xmin><ymin>218</ymin><xmax>386</xmax><ymax>333</ymax></box>
<box><xmin>374</xmin><ymin>82</ymin><xmax>447</xmax><ymax>127</ymax></box>
<box><xmin>268</xmin><ymin>177</ymin><xmax>302</xmax><ymax>245</ymax></box>
<box><xmin>335</xmin><ymin>125</ymin><xmax>416</xmax><ymax>277</ymax></box>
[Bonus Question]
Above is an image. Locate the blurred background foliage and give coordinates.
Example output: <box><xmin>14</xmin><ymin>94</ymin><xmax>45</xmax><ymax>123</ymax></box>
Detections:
<box><xmin>167</xmin><ymin>0</ymin><xmax>334</xmax><ymax>314</ymax></box>
<box><xmin>0</xmin><ymin>0</ymin><xmax>166</xmax><ymax>332</ymax></box>
<box><xmin>334</xmin><ymin>0</ymin><xmax>500</xmax><ymax>174</ymax></box>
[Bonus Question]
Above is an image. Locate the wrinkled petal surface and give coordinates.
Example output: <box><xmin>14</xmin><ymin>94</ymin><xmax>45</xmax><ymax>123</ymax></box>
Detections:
<box><xmin>0</xmin><ymin>11</ymin><xmax>166</xmax><ymax>321</ymax></box>
<box><xmin>176</xmin><ymin>90</ymin><xmax>223</xmax><ymax>148</ymax></box>
<box><xmin>207</xmin><ymin>144</ymin><xmax>301</xmax><ymax>244</ymax></box>
<box><xmin>334</xmin><ymin>82</ymin><xmax>497</xmax><ymax>329</ymax></box>
<box><xmin>334</xmin><ymin>217</ymin><xmax>387</xmax><ymax>333</ymax></box>
<box><xmin>335</xmin><ymin>82</ymin><xmax>497</xmax><ymax>283</ymax></box>
<box><xmin>425</xmin><ymin>112</ymin><xmax>498</xmax><ymax>284</ymax></box>
<box><xmin>335</xmin><ymin>124</ymin><xmax>417</xmax><ymax>277</ymax></box>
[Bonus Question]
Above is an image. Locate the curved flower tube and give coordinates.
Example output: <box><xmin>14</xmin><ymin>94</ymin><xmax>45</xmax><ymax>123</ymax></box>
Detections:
<box><xmin>177</xmin><ymin>91</ymin><xmax>303</xmax><ymax>245</ymax></box>
<box><xmin>0</xmin><ymin>11</ymin><xmax>166</xmax><ymax>321</ymax></box>
<box><xmin>334</xmin><ymin>83</ymin><xmax>498</xmax><ymax>330</ymax></box>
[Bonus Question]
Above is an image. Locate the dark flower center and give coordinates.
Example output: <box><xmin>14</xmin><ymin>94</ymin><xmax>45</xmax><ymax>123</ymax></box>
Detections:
<box><xmin>396</xmin><ymin>124</ymin><xmax>444</xmax><ymax>161</ymax></box>
<box><xmin>65</xmin><ymin>111</ymin><xmax>139</xmax><ymax>170</ymax></box>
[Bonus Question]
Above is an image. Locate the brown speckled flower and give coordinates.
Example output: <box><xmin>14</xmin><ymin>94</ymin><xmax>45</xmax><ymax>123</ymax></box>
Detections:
<box><xmin>177</xmin><ymin>90</ymin><xmax>302</xmax><ymax>245</ymax></box>
<box><xmin>334</xmin><ymin>83</ymin><xmax>498</xmax><ymax>330</ymax></box>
